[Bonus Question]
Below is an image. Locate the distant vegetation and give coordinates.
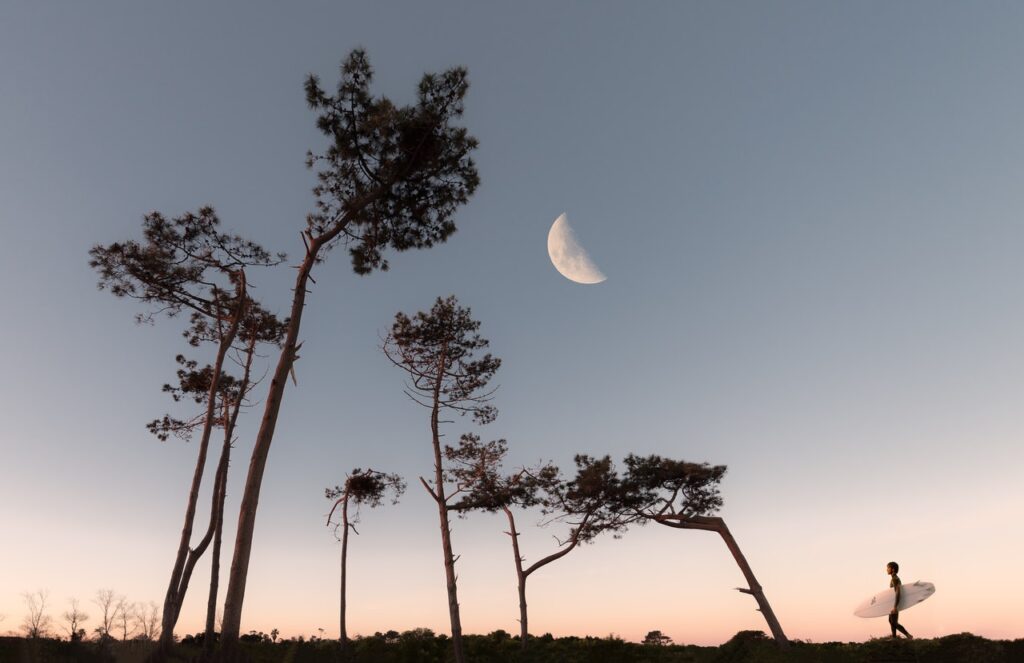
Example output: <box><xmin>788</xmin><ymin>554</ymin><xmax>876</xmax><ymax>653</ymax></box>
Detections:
<box><xmin>3</xmin><ymin>630</ymin><xmax>1023</xmax><ymax>662</ymax></box>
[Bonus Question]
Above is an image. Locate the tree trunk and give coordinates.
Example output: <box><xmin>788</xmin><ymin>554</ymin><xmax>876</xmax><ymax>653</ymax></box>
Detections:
<box><xmin>202</xmin><ymin>429</ymin><xmax>229</xmax><ymax>659</ymax></box>
<box><xmin>655</xmin><ymin>515</ymin><xmax>789</xmax><ymax>648</ymax></box>
<box><xmin>339</xmin><ymin>491</ymin><xmax>350</xmax><ymax>654</ymax></box>
<box><xmin>204</xmin><ymin>335</ymin><xmax>255</xmax><ymax>662</ymax></box>
<box><xmin>218</xmin><ymin>233</ymin><xmax>329</xmax><ymax>656</ymax></box>
<box><xmin>427</xmin><ymin>350</ymin><xmax>465</xmax><ymax>663</ymax></box>
<box><xmin>154</xmin><ymin>276</ymin><xmax>246</xmax><ymax>658</ymax></box>
<box><xmin>502</xmin><ymin>507</ymin><xmax>528</xmax><ymax>649</ymax></box>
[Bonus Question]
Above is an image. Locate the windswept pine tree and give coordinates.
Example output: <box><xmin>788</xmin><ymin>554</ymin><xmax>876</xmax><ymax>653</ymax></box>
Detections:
<box><xmin>89</xmin><ymin>208</ymin><xmax>284</xmax><ymax>659</ymax></box>
<box><xmin>447</xmin><ymin>445</ymin><xmax>632</xmax><ymax>648</ymax></box>
<box><xmin>325</xmin><ymin>468</ymin><xmax>405</xmax><ymax>654</ymax></box>
<box><xmin>621</xmin><ymin>454</ymin><xmax>789</xmax><ymax>648</ymax></box>
<box><xmin>216</xmin><ymin>50</ymin><xmax>479</xmax><ymax>660</ymax></box>
<box><xmin>383</xmin><ymin>296</ymin><xmax>500</xmax><ymax>663</ymax></box>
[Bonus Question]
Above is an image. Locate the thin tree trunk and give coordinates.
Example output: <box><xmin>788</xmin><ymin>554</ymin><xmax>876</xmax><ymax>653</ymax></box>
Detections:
<box><xmin>204</xmin><ymin>334</ymin><xmax>256</xmax><ymax>661</ymax></box>
<box><xmin>655</xmin><ymin>515</ymin><xmax>789</xmax><ymax>648</ymax></box>
<box><xmin>502</xmin><ymin>507</ymin><xmax>528</xmax><ymax>649</ymax></box>
<box><xmin>202</xmin><ymin>456</ymin><xmax>226</xmax><ymax>659</ymax></box>
<box><xmin>426</xmin><ymin>345</ymin><xmax>465</xmax><ymax>663</ymax></box>
<box><xmin>154</xmin><ymin>275</ymin><xmax>247</xmax><ymax>657</ymax></box>
<box><xmin>338</xmin><ymin>491</ymin><xmax>350</xmax><ymax>654</ymax></box>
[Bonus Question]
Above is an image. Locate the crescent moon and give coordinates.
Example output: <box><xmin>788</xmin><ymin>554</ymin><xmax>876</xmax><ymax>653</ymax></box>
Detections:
<box><xmin>547</xmin><ymin>213</ymin><xmax>607</xmax><ymax>284</ymax></box>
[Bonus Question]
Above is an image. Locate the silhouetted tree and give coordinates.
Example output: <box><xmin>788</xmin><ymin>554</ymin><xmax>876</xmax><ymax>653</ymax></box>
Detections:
<box><xmin>62</xmin><ymin>598</ymin><xmax>89</xmax><ymax>642</ymax></box>
<box><xmin>621</xmin><ymin>454</ymin><xmax>789</xmax><ymax>648</ymax></box>
<box><xmin>134</xmin><ymin>602</ymin><xmax>161</xmax><ymax>642</ymax></box>
<box><xmin>449</xmin><ymin>446</ymin><xmax>631</xmax><ymax>647</ymax></box>
<box><xmin>642</xmin><ymin>630</ymin><xmax>672</xmax><ymax>646</ymax></box>
<box><xmin>21</xmin><ymin>590</ymin><xmax>52</xmax><ymax>639</ymax></box>
<box><xmin>89</xmin><ymin>208</ymin><xmax>283</xmax><ymax>658</ymax></box>
<box><xmin>383</xmin><ymin>296</ymin><xmax>499</xmax><ymax>663</ymax></box>
<box><xmin>325</xmin><ymin>468</ymin><xmax>405</xmax><ymax>653</ymax></box>
<box><xmin>217</xmin><ymin>49</ymin><xmax>479</xmax><ymax>659</ymax></box>
<box><xmin>116</xmin><ymin>598</ymin><xmax>135</xmax><ymax>642</ymax></box>
<box><xmin>93</xmin><ymin>589</ymin><xmax>121</xmax><ymax>642</ymax></box>
<box><xmin>198</xmin><ymin>308</ymin><xmax>286</xmax><ymax>661</ymax></box>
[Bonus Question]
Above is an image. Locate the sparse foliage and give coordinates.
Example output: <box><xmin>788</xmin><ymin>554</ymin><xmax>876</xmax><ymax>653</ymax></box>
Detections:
<box><xmin>449</xmin><ymin>446</ymin><xmax>631</xmax><ymax>647</ymax></box>
<box><xmin>621</xmin><ymin>454</ymin><xmax>788</xmax><ymax>648</ymax></box>
<box><xmin>90</xmin><ymin>207</ymin><xmax>284</xmax><ymax>660</ymax></box>
<box><xmin>383</xmin><ymin>295</ymin><xmax>498</xmax><ymax>663</ymax></box>
<box><xmin>325</xmin><ymin>468</ymin><xmax>406</xmax><ymax>652</ymax></box>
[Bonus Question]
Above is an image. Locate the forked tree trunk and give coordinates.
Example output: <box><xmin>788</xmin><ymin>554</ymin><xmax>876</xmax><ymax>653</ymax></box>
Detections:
<box><xmin>502</xmin><ymin>507</ymin><xmax>528</xmax><ymax>648</ymax></box>
<box><xmin>654</xmin><ymin>515</ymin><xmax>789</xmax><ymax>648</ymax></box>
<box><xmin>153</xmin><ymin>276</ymin><xmax>247</xmax><ymax>659</ymax></box>
<box><xmin>202</xmin><ymin>331</ymin><xmax>254</xmax><ymax>662</ymax></box>
<box><xmin>501</xmin><ymin>506</ymin><xmax>584</xmax><ymax>651</ymax></box>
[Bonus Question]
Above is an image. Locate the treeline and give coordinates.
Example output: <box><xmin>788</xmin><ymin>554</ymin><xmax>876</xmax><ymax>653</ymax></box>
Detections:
<box><xmin>12</xmin><ymin>589</ymin><xmax>160</xmax><ymax>643</ymax></box>
<box><xmin>3</xmin><ymin>631</ymin><xmax>1023</xmax><ymax>663</ymax></box>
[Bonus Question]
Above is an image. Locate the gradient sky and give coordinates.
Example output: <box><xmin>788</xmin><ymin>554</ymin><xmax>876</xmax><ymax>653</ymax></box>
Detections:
<box><xmin>2</xmin><ymin>1</ymin><xmax>1023</xmax><ymax>646</ymax></box>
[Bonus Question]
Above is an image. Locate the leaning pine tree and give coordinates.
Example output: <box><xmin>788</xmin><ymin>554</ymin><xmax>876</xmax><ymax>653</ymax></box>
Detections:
<box><xmin>383</xmin><ymin>296</ymin><xmax>500</xmax><ymax>663</ymax></box>
<box><xmin>448</xmin><ymin>444</ymin><xmax>632</xmax><ymax>648</ymax></box>
<box><xmin>621</xmin><ymin>454</ymin><xmax>789</xmax><ymax>648</ymax></box>
<box><xmin>216</xmin><ymin>49</ymin><xmax>479</xmax><ymax>660</ymax></box>
<box><xmin>89</xmin><ymin>209</ymin><xmax>283</xmax><ymax>659</ymax></box>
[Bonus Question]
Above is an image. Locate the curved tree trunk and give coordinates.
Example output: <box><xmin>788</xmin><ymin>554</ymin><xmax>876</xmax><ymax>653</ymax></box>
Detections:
<box><xmin>218</xmin><ymin>241</ymin><xmax>318</xmax><ymax>658</ymax></box>
<box><xmin>654</xmin><ymin>515</ymin><xmax>788</xmax><ymax>648</ymax></box>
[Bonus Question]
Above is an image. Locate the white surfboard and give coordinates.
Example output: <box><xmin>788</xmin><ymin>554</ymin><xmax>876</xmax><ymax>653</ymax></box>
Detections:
<box><xmin>854</xmin><ymin>580</ymin><xmax>935</xmax><ymax>618</ymax></box>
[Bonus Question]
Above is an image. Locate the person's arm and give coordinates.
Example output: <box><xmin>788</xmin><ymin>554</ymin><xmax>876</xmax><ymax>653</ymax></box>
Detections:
<box><xmin>892</xmin><ymin>581</ymin><xmax>901</xmax><ymax>614</ymax></box>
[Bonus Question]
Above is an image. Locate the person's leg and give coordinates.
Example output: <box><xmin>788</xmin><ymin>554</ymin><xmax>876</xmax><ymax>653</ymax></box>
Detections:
<box><xmin>890</xmin><ymin>613</ymin><xmax>912</xmax><ymax>638</ymax></box>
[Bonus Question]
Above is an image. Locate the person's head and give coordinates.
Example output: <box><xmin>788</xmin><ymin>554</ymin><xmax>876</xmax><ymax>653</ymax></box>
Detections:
<box><xmin>887</xmin><ymin>561</ymin><xmax>899</xmax><ymax>575</ymax></box>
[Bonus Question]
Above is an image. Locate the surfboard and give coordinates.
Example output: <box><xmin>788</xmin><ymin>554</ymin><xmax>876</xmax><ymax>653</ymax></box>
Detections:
<box><xmin>854</xmin><ymin>580</ymin><xmax>935</xmax><ymax>618</ymax></box>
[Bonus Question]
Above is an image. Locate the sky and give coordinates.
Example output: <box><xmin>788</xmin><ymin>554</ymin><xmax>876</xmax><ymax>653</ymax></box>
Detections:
<box><xmin>2</xmin><ymin>0</ymin><xmax>1023</xmax><ymax>646</ymax></box>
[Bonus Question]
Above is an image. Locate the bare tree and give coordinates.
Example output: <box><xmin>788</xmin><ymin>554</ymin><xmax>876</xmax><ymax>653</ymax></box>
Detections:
<box><xmin>90</xmin><ymin>208</ymin><xmax>284</xmax><ymax>658</ymax></box>
<box><xmin>325</xmin><ymin>468</ymin><xmax>405</xmax><ymax>653</ymax></box>
<box><xmin>93</xmin><ymin>589</ymin><xmax>122</xmax><ymax>642</ymax></box>
<box><xmin>621</xmin><ymin>454</ymin><xmax>789</xmax><ymax>648</ymax></box>
<box><xmin>383</xmin><ymin>295</ymin><xmax>499</xmax><ymax>663</ymax></box>
<box><xmin>21</xmin><ymin>590</ymin><xmax>52</xmax><ymax>639</ymax></box>
<box><xmin>218</xmin><ymin>48</ymin><xmax>479</xmax><ymax>659</ymax></box>
<box><xmin>116</xmin><ymin>598</ymin><xmax>135</xmax><ymax>642</ymax></box>
<box><xmin>62</xmin><ymin>598</ymin><xmax>89</xmax><ymax>642</ymax></box>
<box><xmin>134</xmin><ymin>602</ymin><xmax>161</xmax><ymax>642</ymax></box>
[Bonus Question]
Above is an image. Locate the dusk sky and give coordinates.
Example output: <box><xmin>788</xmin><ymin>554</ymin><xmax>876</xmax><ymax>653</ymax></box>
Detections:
<box><xmin>2</xmin><ymin>1</ymin><xmax>1023</xmax><ymax>646</ymax></box>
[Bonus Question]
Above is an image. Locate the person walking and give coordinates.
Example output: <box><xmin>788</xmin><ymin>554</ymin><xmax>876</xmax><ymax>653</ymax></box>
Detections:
<box><xmin>887</xmin><ymin>561</ymin><xmax>913</xmax><ymax>639</ymax></box>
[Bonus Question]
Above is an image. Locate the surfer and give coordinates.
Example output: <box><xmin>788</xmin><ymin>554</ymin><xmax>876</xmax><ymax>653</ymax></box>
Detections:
<box><xmin>887</xmin><ymin>561</ymin><xmax>913</xmax><ymax>639</ymax></box>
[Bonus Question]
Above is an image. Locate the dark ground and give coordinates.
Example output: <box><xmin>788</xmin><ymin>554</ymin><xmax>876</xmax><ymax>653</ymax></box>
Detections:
<box><xmin>3</xmin><ymin>630</ymin><xmax>1022</xmax><ymax>663</ymax></box>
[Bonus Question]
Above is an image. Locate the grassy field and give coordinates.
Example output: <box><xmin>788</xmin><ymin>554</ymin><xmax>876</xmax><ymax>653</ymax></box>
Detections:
<box><xmin>3</xmin><ymin>630</ymin><xmax>1022</xmax><ymax>662</ymax></box>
